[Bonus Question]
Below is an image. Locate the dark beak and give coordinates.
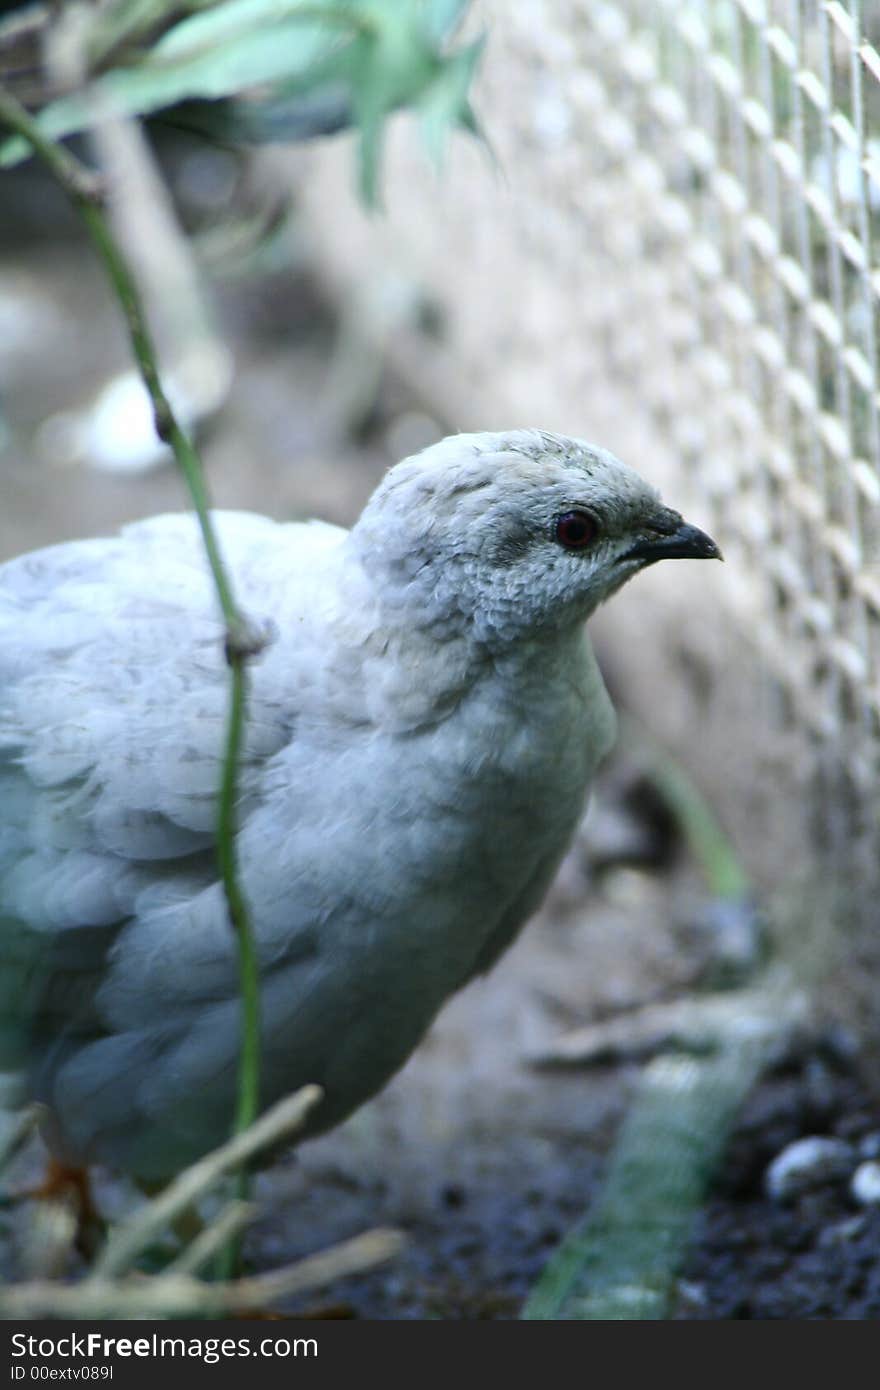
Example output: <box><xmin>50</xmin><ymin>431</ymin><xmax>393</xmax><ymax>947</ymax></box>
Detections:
<box><xmin>622</xmin><ymin>520</ymin><xmax>722</xmax><ymax>566</ymax></box>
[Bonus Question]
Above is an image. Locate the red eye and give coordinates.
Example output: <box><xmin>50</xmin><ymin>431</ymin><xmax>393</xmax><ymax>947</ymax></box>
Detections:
<box><xmin>555</xmin><ymin>510</ymin><xmax>598</xmax><ymax>549</ymax></box>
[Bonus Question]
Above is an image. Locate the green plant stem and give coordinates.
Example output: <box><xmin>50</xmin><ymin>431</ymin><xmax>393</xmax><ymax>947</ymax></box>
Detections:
<box><xmin>218</xmin><ymin>664</ymin><xmax>260</xmax><ymax>1138</ymax></box>
<box><xmin>0</xmin><ymin>86</ymin><xmax>104</xmax><ymax>200</ymax></box>
<box><xmin>0</xmin><ymin>84</ymin><xmax>262</xmax><ymax>1204</ymax></box>
<box><xmin>619</xmin><ymin>715</ymin><xmax>751</xmax><ymax>902</ymax></box>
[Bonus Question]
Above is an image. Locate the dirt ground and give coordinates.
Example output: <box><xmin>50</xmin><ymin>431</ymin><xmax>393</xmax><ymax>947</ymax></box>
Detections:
<box><xmin>1</xmin><ymin>159</ymin><xmax>878</xmax><ymax>1318</ymax></box>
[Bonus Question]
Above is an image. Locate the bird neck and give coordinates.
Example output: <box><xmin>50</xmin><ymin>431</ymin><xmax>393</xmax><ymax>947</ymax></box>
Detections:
<box><xmin>336</xmin><ymin>538</ymin><xmax>596</xmax><ymax>732</ymax></box>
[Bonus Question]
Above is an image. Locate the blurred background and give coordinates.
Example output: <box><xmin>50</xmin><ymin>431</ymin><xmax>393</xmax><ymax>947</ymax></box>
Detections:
<box><xmin>1</xmin><ymin>0</ymin><xmax>879</xmax><ymax>1318</ymax></box>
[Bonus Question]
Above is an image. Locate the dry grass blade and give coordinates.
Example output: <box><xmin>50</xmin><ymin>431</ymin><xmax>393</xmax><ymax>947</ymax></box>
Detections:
<box><xmin>164</xmin><ymin>1200</ymin><xmax>255</xmax><ymax>1278</ymax></box>
<box><xmin>0</xmin><ymin>1228</ymin><xmax>405</xmax><ymax>1319</ymax></box>
<box><xmin>92</xmin><ymin>1084</ymin><xmax>323</xmax><ymax>1280</ymax></box>
<box><xmin>530</xmin><ymin>985</ymin><xmax>811</xmax><ymax>1069</ymax></box>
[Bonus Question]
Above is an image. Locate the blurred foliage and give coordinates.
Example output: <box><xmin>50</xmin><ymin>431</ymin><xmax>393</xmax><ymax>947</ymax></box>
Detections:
<box><xmin>0</xmin><ymin>0</ymin><xmax>483</xmax><ymax>203</ymax></box>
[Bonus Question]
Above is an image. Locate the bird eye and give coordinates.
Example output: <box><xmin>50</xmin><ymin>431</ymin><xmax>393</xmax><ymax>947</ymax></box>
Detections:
<box><xmin>554</xmin><ymin>510</ymin><xmax>598</xmax><ymax>550</ymax></box>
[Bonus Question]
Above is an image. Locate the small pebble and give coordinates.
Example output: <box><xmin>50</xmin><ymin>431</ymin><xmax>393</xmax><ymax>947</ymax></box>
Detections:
<box><xmin>859</xmin><ymin>1131</ymin><xmax>880</xmax><ymax>1161</ymax></box>
<box><xmin>850</xmin><ymin>1160</ymin><xmax>880</xmax><ymax>1207</ymax></box>
<box><xmin>764</xmin><ymin>1136</ymin><xmax>854</xmax><ymax>1202</ymax></box>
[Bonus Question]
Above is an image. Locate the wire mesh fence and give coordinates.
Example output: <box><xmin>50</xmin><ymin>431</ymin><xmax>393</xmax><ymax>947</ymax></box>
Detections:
<box><xmin>568</xmin><ymin>0</ymin><xmax>880</xmax><ymax>874</ymax></box>
<box><xmin>298</xmin><ymin>0</ymin><xmax>880</xmax><ymax>935</ymax></box>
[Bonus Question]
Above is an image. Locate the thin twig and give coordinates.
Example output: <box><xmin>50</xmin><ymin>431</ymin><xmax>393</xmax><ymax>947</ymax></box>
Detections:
<box><xmin>92</xmin><ymin>1085</ymin><xmax>323</xmax><ymax>1280</ymax></box>
<box><xmin>528</xmin><ymin>986</ymin><xmax>807</xmax><ymax>1069</ymax></box>
<box><xmin>0</xmin><ymin>83</ymin><xmax>103</xmax><ymax>200</ymax></box>
<box><xmin>232</xmin><ymin>1229</ymin><xmax>404</xmax><ymax>1311</ymax></box>
<box><xmin>0</xmin><ymin>83</ymin><xmax>267</xmax><ymax>1242</ymax></box>
<box><xmin>165</xmin><ymin>1200</ymin><xmax>256</xmax><ymax>1278</ymax></box>
<box><xmin>0</xmin><ymin>1228</ymin><xmax>405</xmax><ymax>1319</ymax></box>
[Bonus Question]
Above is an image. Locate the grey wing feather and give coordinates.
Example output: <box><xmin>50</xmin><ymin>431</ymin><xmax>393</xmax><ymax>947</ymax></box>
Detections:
<box><xmin>0</xmin><ymin>512</ymin><xmax>344</xmax><ymax>1081</ymax></box>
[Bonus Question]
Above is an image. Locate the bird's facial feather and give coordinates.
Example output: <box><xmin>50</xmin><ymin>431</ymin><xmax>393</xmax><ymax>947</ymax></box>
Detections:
<box><xmin>351</xmin><ymin>431</ymin><xmax>719</xmax><ymax>646</ymax></box>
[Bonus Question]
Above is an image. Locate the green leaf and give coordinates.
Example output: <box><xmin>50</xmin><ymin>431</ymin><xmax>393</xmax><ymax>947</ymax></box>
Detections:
<box><xmin>0</xmin><ymin>0</ymin><xmax>484</xmax><ymax>212</ymax></box>
<box><xmin>0</xmin><ymin>2</ymin><xmax>354</xmax><ymax>166</ymax></box>
<box><xmin>151</xmin><ymin>0</ymin><xmax>363</xmax><ymax>62</ymax></box>
<box><xmin>344</xmin><ymin>17</ymin><xmax>433</xmax><ymax>205</ymax></box>
<box><xmin>85</xmin><ymin>0</ymin><xmax>184</xmax><ymax>68</ymax></box>
<box><xmin>420</xmin><ymin>0</ymin><xmax>471</xmax><ymax>43</ymax></box>
<box><xmin>167</xmin><ymin>85</ymin><xmax>355</xmax><ymax>144</ymax></box>
<box><xmin>418</xmin><ymin>32</ymin><xmax>483</xmax><ymax>168</ymax></box>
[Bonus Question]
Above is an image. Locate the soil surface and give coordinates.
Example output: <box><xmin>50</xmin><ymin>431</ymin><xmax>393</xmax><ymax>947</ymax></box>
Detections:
<box><xmin>1</xmin><ymin>153</ymin><xmax>878</xmax><ymax>1319</ymax></box>
<box><xmin>676</xmin><ymin>1058</ymin><xmax>880</xmax><ymax>1319</ymax></box>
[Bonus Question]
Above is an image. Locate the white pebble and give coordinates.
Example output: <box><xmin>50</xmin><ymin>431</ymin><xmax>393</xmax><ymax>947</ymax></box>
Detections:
<box><xmin>850</xmin><ymin>1160</ymin><xmax>880</xmax><ymax>1207</ymax></box>
<box><xmin>764</xmin><ymin>1136</ymin><xmax>853</xmax><ymax>1201</ymax></box>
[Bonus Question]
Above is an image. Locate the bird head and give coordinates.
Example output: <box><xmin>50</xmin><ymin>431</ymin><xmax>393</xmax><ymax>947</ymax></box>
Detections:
<box><xmin>351</xmin><ymin>430</ymin><xmax>721</xmax><ymax>647</ymax></box>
